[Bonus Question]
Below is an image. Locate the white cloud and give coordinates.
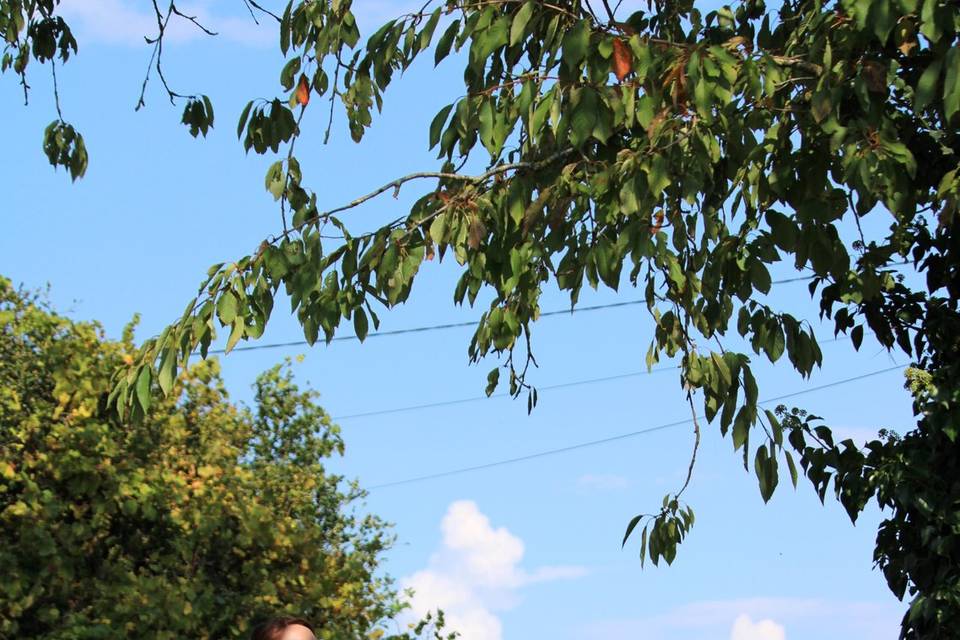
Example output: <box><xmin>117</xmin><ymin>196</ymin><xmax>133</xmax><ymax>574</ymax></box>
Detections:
<box><xmin>580</xmin><ymin>597</ymin><xmax>901</xmax><ymax>640</ymax></box>
<box><xmin>577</xmin><ymin>473</ymin><xmax>630</xmax><ymax>492</ymax></box>
<box><xmin>59</xmin><ymin>0</ymin><xmax>273</xmax><ymax>47</ymax></box>
<box><xmin>402</xmin><ymin>500</ymin><xmax>587</xmax><ymax>640</ymax></box>
<box><xmin>730</xmin><ymin>614</ymin><xmax>786</xmax><ymax>640</ymax></box>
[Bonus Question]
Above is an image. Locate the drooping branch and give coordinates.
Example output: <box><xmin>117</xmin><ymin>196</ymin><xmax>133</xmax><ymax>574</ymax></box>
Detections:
<box><xmin>265</xmin><ymin>148</ymin><xmax>577</xmax><ymax>245</ymax></box>
<box><xmin>51</xmin><ymin>59</ymin><xmax>63</xmax><ymax>121</ymax></box>
<box><xmin>136</xmin><ymin>0</ymin><xmax>218</xmax><ymax>109</ymax></box>
<box><xmin>675</xmin><ymin>393</ymin><xmax>701</xmax><ymax>501</ymax></box>
<box><xmin>242</xmin><ymin>0</ymin><xmax>281</xmax><ymax>23</ymax></box>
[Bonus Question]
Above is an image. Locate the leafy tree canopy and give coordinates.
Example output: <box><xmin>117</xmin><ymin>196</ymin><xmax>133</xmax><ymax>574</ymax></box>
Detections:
<box><xmin>0</xmin><ymin>277</ymin><xmax>454</xmax><ymax>640</ymax></box>
<box><xmin>4</xmin><ymin>0</ymin><xmax>960</xmax><ymax>636</ymax></box>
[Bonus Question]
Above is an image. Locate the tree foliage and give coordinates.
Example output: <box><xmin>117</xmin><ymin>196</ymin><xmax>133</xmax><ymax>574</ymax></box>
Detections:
<box><xmin>0</xmin><ymin>277</ymin><xmax>455</xmax><ymax>640</ymax></box>
<box><xmin>4</xmin><ymin>0</ymin><xmax>960</xmax><ymax>636</ymax></box>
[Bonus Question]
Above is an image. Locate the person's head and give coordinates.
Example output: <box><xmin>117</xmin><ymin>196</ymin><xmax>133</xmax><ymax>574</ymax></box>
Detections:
<box><xmin>251</xmin><ymin>616</ymin><xmax>316</xmax><ymax>640</ymax></box>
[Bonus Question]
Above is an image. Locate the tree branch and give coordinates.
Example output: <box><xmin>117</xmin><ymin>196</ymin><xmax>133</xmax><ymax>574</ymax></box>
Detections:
<box><xmin>51</xmin><ymin>59</ymin><xmax>63</xmax><ymax>121</ymax></box>
<box><xmin>171</xmin><ymin>4</ymin><xmax>218</xmax><ymax>36</ymax></box>
<box><xmin>329</xmin><ymin>150</ymin><xmax>574</xmax><ymax>217</ymax></box>
<box><xmin>675</xmin><ymin>393</ymin><xmax>701</xmax><ymax>501</ymax></box>
<box><xmin>242</xmin><ymin>0</ymin><xmax>281</xmax><ymax>23</ymax></box>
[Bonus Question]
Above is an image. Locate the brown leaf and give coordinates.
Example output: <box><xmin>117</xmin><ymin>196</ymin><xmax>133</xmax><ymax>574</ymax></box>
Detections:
<box><xmin>723</xmin><ymin>35</ymin><xmax>749</xmax><ymax>52</ymax></box>
<box><xmin>861</xmin><ymin>60</ymin><xmax>887</xmax><ymax>94</ymax></box>
<box><xmin>645</xmin><ymin>107</ymin><xmax>670</xmax><ymax>138</ymax></box>
<box><xmin>612</xmin><ymin>39</ymin><xmax>633</xmax><ymax>83</ymax></box>
<box><xmin>296</xmin><ymin>74</ymin><xmax>311</xmax><ymax>106</ymax></box>
<box><xmin>468</xmin><ymin>218</ymin><xmax>486</xmax><ymax>250</ymax></box>
<box><xmin>896</xmin><ymin>18</ymin><xmax>918</xmax><ymax>56</ymax></box>
<box><xmin>650</xmin><ymin>209</ymin><xmax>665</xmax><ymax>235</ymax></box>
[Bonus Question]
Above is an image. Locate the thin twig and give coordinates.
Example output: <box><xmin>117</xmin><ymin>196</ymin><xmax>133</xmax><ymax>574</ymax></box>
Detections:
<box><xmin>323</xmin><ymin>64</ymin><xmax>340</xmax><ymax>144</ymax></box>
<box><xmin>244</xmin><ymin>0</ymin><xmax>281</xmax><ymax>22</ymax></box>
<box><xmin>171</xmin><ymin>3</ymin><xmax>218</xmax><ymax>36</ymax></box>
<box><xmin>137</xmin><ymin>0</ymin><xmax>218</xmax><ymax>109</ymax></box>
<box><xmin>51</xmin><ymin>59</ymin><xmax>63</xmax><ymax>121</ymax></box>
<box><xmin>241</xmin><ymin>0</ymin><xmax>260</xmax><ymax>24</ymax></box>
<box><xmin>600</xmin><ymin>0</ymin><xmax>618</xmax><ymax>21</ymax></box>
<box><xmin>582</xmin><ymin>0</ymin><xmax>603</xmax><ymax>23</ymax></box>
<box><xmin>675</xmin><ymin>393</ymin><xmax>701</xmax><ymax>500</ymax></box>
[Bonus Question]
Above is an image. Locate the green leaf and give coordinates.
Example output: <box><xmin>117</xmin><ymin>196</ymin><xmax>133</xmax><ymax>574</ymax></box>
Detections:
<box><xmin>225</xmin><ymin>317</ymin><xmax>244</xmax><ymax>354</ymax></box>
<box><xmin>530</xmin><ymin>89</ymin><xmax>554</xmax><ymax>135</ymax></box>
<box><xmin>914</xmin><ymin>58</ymin><xmax>942</xmax><ymax>112</ymax></box>
<box><xmin>353</xmin><ymin>307</ymin><xmax>369</xmax><ymax>341</ymax></box>
<box><xmin>435</xmin><ymin>19</ymin><xmax>460</xmax><ymax>65</ymax></box>
<box><xmin>280</xmin><ymin>56</ymin><xmax>301</xmax><ymax>90</ymax></box>
<box><xmin>622</xmin><ymin>514</ymin><xmax>643</xmax><ymax>547</ymax></box>
<box><xmin>639</xmin><ymin>526</ymin><xmax>648</xmax><ymax>567</ymax></box>
<box><xmin>943</xmin><ymin>46</ymin><xmax>960</xmax><ymax>120</ymax></box>
<box><xmin>485</xmin><ymin>367</ymin><xmax>500</xmax><ymax>396</ymax></box>
<box><xmin>510</xmin><ymin>1</ymin><xmax>535</xmax><ymax>47</ymax></box>
<box><xmin>710</xmin><ymin>351</ymin><xmax>732</xmax><ymax>386</ymax></box>
<box><xmin>867</xmin><ymin>0</ymin><xmax>894</xmax><ymax>42</ymax></box>
<box><xmin>217</xmin><ymin>291</ymin><xmax>239</xmax><ymax>325</ymax></box>
<box><xmin>280</xmin><ymin>0</ymin><xmax>292</xmax><ymax>55</ymax></box>
<box><xmin>645</xmin><ymin>155</ymin><xmax>670</xmax><ymax>198</ymax></box>
<box><xmin>732</xmin><ymin>407</ymin><xmax>750</xmax><ymax>451</ymax></box>
<box><xmin>569</xmin><ymin>88</ymin><xmax>598</xmax><ymax>147</ymax></box>
<box><xmin>202</xmin><ymin>95</ymin><xmax>214</xmax><ymax>128</ymax></box>
<box><xmin>429</xmin><ymin>103</ymin><xmax>453</xmax><ymax>149</ymax></box>
<box><xmin>755</xmin><ymin>444</ymin><xmax>778</xmax><ymax>502</ymax></box>
<box><xmin>851</xmin><ymin>325</ymin><xmax>864</xmax><ymax>350</ymax></box>
<box><xmin>157</xmin><ymin>347</ymin><xmax>176</xmax><ymax>396</ymax></box>
<box><xmin>785</xmin><ymin>450</ymin><xmax>799</xmax><ymax>488</ymax></box>
<box><xmin>561</xmin><ymin>19</ymin><xmax>590</xmax><ymax>71</ymax></box>
<box><xmin>417</xmin><ymin>8</ymin><xmax>442</xmax><ymax>53</ymax></box>
<box><xmin>265</xmin><ymin>161</ymin><xmax>285</xmax><ymax>200</ymax></box>
<box><xmin>430</xmin><ymin>213</ymin><xmax>448</xmax><ymax>244</ymax></box>
<box><xmin>135</xmin><ymin>366</ymin><xmax>152</xmax><ymax>413</ymax></box>
<box><xmin>810</xmin><ymin>90</ymin><xmax>831</xmax><ymax>123</ymax></box>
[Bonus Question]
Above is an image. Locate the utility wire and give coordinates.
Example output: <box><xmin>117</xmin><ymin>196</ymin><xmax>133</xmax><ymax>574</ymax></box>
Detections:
<box><xmin>206</xmin><ymin>262</ymin><xmax>910</xmax><ymax>355</ymax></box>
<box><xmin>334</xmin><ymin>365</ymin><xmax>680</xmax><ymax>420</ymax></box>
<box><xmin>367</xmin><ymin>364</ymin><xmax>903</xmax><ymax>490</ymax></box>
<box><xmin>333</xmin><ymin>333</ymin><xmax>854</xmax><ymax>420</ymax></box>
<box><xmin>207</xmin><ymin>299</ymin><xmax>645</xmax><ymax>354</ymax></box>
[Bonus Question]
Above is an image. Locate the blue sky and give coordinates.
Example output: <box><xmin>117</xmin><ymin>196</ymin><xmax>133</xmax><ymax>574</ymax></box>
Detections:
<box><xmin>2</xmin><ymin>2</ymin><xmax>915</xmax><ymax>638</ymax></box>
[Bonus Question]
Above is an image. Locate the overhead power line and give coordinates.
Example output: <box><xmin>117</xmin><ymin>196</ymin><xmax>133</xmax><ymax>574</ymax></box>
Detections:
<box><xmin>207</xmin><ymin>298</ymin><xmax>641</xmax><ymax>354</ymax></box>
<box><xmin>334</xmin><ymin>365</ymin><xmax>680</xmax><ymax>420</ymax></box>
<box><xmin>206</xmin><ymin>263</ymin><xmax>911</xmax><ymax>356</ymax></box>
<box><xmin>366</xmin><ymin>364</ymin><xmax>903</xmax><ymax>490</ymax></box>
<box><xmin>333</xmin><ymin>333</ymin><xmax>854</xmax><ymax>420</ymax></box>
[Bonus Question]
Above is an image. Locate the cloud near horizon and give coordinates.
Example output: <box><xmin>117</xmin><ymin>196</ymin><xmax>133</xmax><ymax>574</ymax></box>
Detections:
<box><xmin>56</xmin><ymin>0</ymin><xmax>430</xmax><ymax>49</ymax></box>
<box><xmin>59</xmin><ymin>0</ymin><xmax>274</xmax><ymax>48</ymax></box>
<box><xmin>402</xmin><ymin>500</ymin><xmax>587</xmax><ymax>640</ymax></box>
<box><xmin>580</xmin><ymin>596</ymin><xmax>902</xmax><ymax>640</ymax></box>
<box><xmin>730</xmin><ymin>614</ymin><xmax>786</xmax><ymax>640</ymax></box>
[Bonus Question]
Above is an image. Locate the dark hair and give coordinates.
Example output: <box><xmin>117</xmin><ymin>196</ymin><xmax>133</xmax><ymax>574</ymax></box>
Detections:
<box><xmin>251</xmin><ymin>616</ymin><xmax>315</xmax><ymax>640</ymax></box>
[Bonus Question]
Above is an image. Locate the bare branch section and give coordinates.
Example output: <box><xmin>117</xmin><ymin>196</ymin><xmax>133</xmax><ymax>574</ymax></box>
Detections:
<box><xmin>242</xmin><ymin>0</ymin><xmax>282</xmax><ymax>23</ymax></box>
<box><xmin>171</xmin><ymin>5</ymin><xmax>218</xmax><ymax>36</ymax></box>
<box><xmin>266</xmin><ymin>148</ymin><xmax>576</xmax><ymax>245</ymax></box>
<box><xmin>51</xmin><ymin>59</ymin><xmax>63</xmax><ymax>120</ymax></box>
<box><xmin>675</xmin><ymin>393</ymin><xmax>701</xmax><ymax>501</ymax></box>
<box><xmin>136</xmin><ymin>0</ymin><xmax>221</xmax><ymax>109</ymax></box>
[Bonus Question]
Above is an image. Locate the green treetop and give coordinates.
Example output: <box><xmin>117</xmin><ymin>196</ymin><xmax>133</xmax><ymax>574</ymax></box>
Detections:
<box><xmin>0</xmin><ymin>277</ymin><xmax>454</xmax><ymax>640</ymax></box>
